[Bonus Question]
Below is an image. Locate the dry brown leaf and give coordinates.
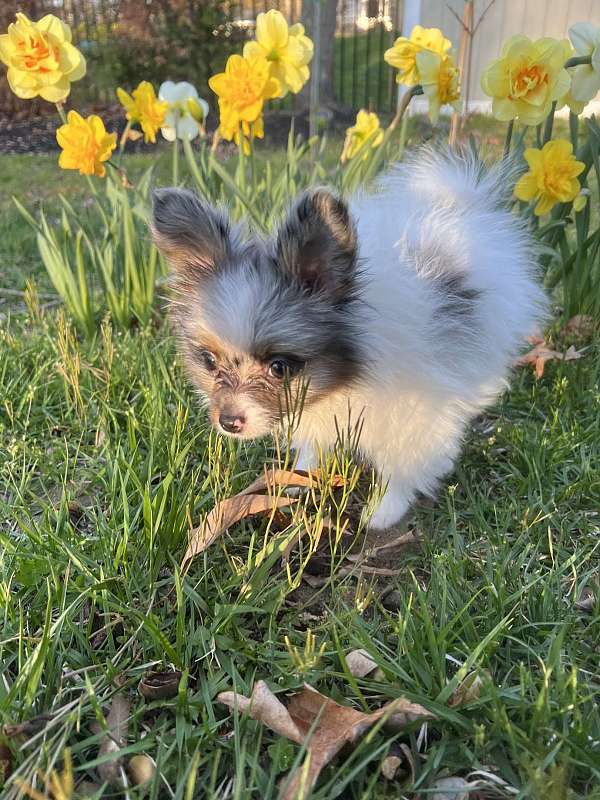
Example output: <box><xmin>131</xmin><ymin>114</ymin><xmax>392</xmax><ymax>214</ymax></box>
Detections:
<box><xmin>381</xmin><ymin>755</ymin><xmax>402</xmax><ymax>780</ymax></box>
<box><xmin>3</xmin><ymin>713</ymin><xmax>53</xmax><ymax>738</ymax></box>
<box><xmin>218</xmin><ymin>681</ymin><xmax>303</xmax><ymax>743</ymax></box>
<box><xmin>384</xmin><ymin>697</ymin><xmax>435</xmax><ymax>731</ymax></box>
<box><xmin>97</xmin><ymin>694</ymin><xmax>130</xmax><ymax>787</ymax></box>
<box><xmin>218</xmin><ymin>681</ymin><xmax>432</xmax><ymax>800</ymax></box>
<box><xmin>564</xmin><ymin>314</ymin><xmax>594</xmax><ymax>338</ymax></box>
<box><xmin>183</xmin><ymin>493</ymin><xmax>296</xmax><ymax>569</ymax></box>
<box><xmin>183</xmin><ymin>468</ymin><xmax>347</xmax><ymax>568</ymax></box>
<box><xmin>448</xmin><ymin>670</ymin><xmax>490</xmax><ymax>707</ymax></box>
<box><xmin>345</xmin><ymin>649</ymin><xmax>378</xmax><ymax>678</ymax></box>
<box><xmin>344</xmin><ymin>530</ymin><xmax>421</xmax><ymax>563</ymax></box>
<box><xmin>574</xmin><ymin>585</ymin><xmax>596</xmax><ymax>612</ymax></box>
<box><xmin>138</xmin><ymin>670</ymin><xmax>181</xmax><ymax>700</ymax></box>
<box><xmin>516</xmin><ymin>341</ymin><xmax>583</xmax><ymax>379</ymax></box>
<box><xmin>240</xmin><ymin>467</ymin><xmax>346</xmax><ymax>497</ymax></box>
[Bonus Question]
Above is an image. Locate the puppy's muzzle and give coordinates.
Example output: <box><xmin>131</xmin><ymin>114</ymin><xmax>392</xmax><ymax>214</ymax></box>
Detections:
<box><xmin>218</xmin><ymin>413</ymin><xmax>246</xmax><ymax>435</ymax></box>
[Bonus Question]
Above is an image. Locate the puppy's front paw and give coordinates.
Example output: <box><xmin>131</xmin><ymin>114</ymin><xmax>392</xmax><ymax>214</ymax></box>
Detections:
<box><xmin>367</xmin><ymin>491</ymin><xmax>409</xmax><ymax>531</ymax></box>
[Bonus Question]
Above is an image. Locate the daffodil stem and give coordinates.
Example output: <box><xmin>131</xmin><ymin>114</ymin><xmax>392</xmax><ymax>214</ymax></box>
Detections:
<box><xmin>55</xmin><ymin>103</ymin><xmax>67</xmax><ymax>125</ymax></box>
<box><xmin>118</xmin><ymin>120</ymin><xmax>132</xmax><ymax>162</ymax></box>
<box><xmin>172</xmin><ymin>138</ymin><xmax>179</xmax><ymax>185</ymax></box>
<box><xmin>361</xmin><ymin>85</ymin><xmax>422</xmax><ymax>186</ymax></box>
<box><xmin>389</xmin><ymin>85</ymin><xmax>423</xmax><ymax>133</ymax></box>
<box><xmin>543</xmin><ymin>101</ymin><xmax>557</xmax><ymax>145</ymax></box>
<box><xmin>248</xmin><ymin>134</ymin><xmax>257</xmax><ymax>195</ymax></box>
<box><xmin>564</xmin><ymin>55</ymin><xmax>592</xmax><ymax>68</ymax></box>
<box><xmin>569</xmin><ymin>112</ymin><xmax>579</xmax><ymax>149</ymax></box>
<box><xmin>237</xmin><ymin>124</ymin><xmax>246</xmax><ymax>194</ymax></box>
<box><xmin>503</xmin><ymin>120</ymin><xmax>514</xmax><ymax>158</ymax></box>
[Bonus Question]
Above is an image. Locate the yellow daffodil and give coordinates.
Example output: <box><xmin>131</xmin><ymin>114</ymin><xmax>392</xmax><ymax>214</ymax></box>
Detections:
<box><xmin>0</xmin><ymin>12</ymin><xmax>85</xmax><ymax>102</ymax></box>
<box><xmin>567</xmin><ymin>22</ymin><xmax>600</xmax><ymax>105</ymax></box>
<box><xmin>56</xmin><ymin>110</ymin><xmax>117</xmax><ymax>178</ymax></box>
<box><xmin>243</xmin><ymin>10</ymin><xmax>313</xmax><ymax>96</ymax></box>
<box><xmin>384</xmin><ymin>25</ymin><xmax>451</xmax><ymax>86</ymax></box>
<box><xmin>416</xmin><ymin>50</ymin><xmax>461</xmax><ymax>123</ymax></box>
<box><xmin>209</xmin><ymin>54</ymin><xmax>279</xmax><ymax>145</ymax></box>
<box><xmin>481</xmin><ymin>35</ymin><xmax>571</xmax><ymax>125</ymax></box>
<box><xmin>514</xmin><ymin>140</ymin><xmax>585</xmax><ymax>216</ymax></box>
<box><xmin>233</xmin><ymin>118</ymin><xmax>265</xmax><ymax>155</ymax></box>
<box><xmin>341</xmin><ymin>110</ymin><xmax>384</xmax><ymax>162</ymax></box>
<box><xmin>116</xmin><ymin>81</ymin><xmax>168</xmax><ymax>143</ymax></box>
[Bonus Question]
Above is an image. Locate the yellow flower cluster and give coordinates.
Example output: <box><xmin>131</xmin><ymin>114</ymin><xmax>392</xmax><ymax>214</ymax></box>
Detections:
<box><xmin>342</xmin><ymin>110</ymin><xmax>384</xmax><ymax>162</ymax></box>
<box><xmin>116</xmin><ymin>81</ymin><xmax>168</xmax><ymax>143</ymax></box>
<box><xmin>209</xmin><ymin>54</ymin><xmax>280</xmax><ymax>153</ymax></box>
<box><xmin>243</xmin><ymin>10</ymin><xmax>313</xmax><ymax>98</ymax></box>
<box><xmin>384</xmin><ymin>25</ymin><xmax>460</xmax><ymax>123</ymax></box>
<box><xmin>0</xmin><ymin>12</ymin><xmax>85</xmax><ymax>102</ymax></box>
<box><xmin>481</xmin><ymin>24</ymin><xmax>600</xmax><ymax>125</ymax></box>
<box><xmin>514</xmin><ymin>140</ymin><xmax>585</xmax><ymax>216</ymax></box>
<box><xmin>481</xmin><ymin>36</ymin><xmax>571</xmax><ymax>126</ymax></box>
<box><xmin>56</xmin><ymin>110</ymin><xmax>116</xmax><ymax>177</ymax></box>
<box><xmin>209</xmin><ymin>9</ymin><xmax>313</xmax><ymax>150</ymax></box>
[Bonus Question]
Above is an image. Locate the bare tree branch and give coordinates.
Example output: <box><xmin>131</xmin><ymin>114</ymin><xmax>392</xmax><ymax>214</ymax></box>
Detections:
<box><xmin>473</xmin><ymin>0</ymin><xmax>497</xmax><ymax>36</ymax></box>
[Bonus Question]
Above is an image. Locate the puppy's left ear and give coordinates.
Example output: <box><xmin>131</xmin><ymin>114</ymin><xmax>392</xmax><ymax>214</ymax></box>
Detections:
<box><xmin>275</xmin><ymin>189</ymin><xmax>358</xmax><ymax>300</ymax></box>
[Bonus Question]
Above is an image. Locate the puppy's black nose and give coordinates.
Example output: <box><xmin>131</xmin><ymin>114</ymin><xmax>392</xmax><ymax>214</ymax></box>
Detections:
<box><xmin>219</xmin><ymin>414</ymin><xmax>245</xmax><ymax>434</ymax></box>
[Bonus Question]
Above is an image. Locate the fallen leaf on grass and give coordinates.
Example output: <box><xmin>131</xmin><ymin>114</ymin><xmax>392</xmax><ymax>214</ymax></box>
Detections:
<box><xmin>241</xmin><ymin>467</ymin><xmax>346</xmax><ymax>496</ymax></box>
<box><xmin>516</xmin><ymin>341</ymin><xmax>582</xmax><ymax>379</ymax></box>
<box><xmin>183</xmin><ymin>468</ymin><xmax>347</xmax><ymax>568</ymax></box>
<box><xmin>574</xmin><ymin>585</ymin><xmax>596</xmax><ymax>612</ymax></box>
<box><xmin>384</xmin><ymin>697</ymin><xmax>435</xmax><ymax>731</ymax></box>
<box><xmin>344</xmin><ymin>530</ymin><xmax>422</xmax><ymax>563</ymax></box>
<box><xmin>183</xmin><ymin>494</ymin><xmax>297</xmax><ymax>569</ymax></box>
<box><xmin>138</xmin><ymin>670</ymin><xmax>182</xmax><ymax>700</ymax></box>
<box><xmin>380</xmin><ymin>755</ymin><xmax>401</xmax><ymax>780</ymax></box>
<box><xmin>97</xmin><ymin>695</ymin><xmax>129</xmax><ymax>787</ymax></box>
<box><xmin>563</xmin><ymin>314</ymin><xmax>594</xmax><ymax>338</ymax></box>
<box><xmin>448</xmin><ymin>669</ymin><xmax>490</xmax><ymax>707</ymax></box>
<box><xmin>218</xmin><ymin>680</ymin><xmax>432</xmax><ymax>800</ymax></box>
<box><xmin>345</xmin><ymin>649</ymin><xmax>378</xmax><ymax>678</ymax></box>
<box><xmin>3</xmin><ymin>713</ymin><xmax>53</xmax><ymax>738</ymax></box>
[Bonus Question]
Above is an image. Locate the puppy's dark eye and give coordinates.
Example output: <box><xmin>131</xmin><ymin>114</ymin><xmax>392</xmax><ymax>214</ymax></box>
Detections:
<box><xmin>201</xmin><ymin>351</ymin><xmax>217</xmax><ymax>372</ymax></box>
<box><xmin>268</xmin><ymin>359</ymin><xmax>287</xmax><ymax>379</ymax></box>
<box><xmin>268</xmin><ymin>358</ymin><xmax>304</xmax><ymax>379</ymax></box>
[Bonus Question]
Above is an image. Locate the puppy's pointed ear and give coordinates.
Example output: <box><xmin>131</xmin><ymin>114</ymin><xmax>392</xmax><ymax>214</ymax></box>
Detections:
<box><xmin>151</xmin><ymin>188</ymin><xmax>231</xmax><ymax>275</ymax></box>
<box><xmin>275</xmin><ymin>189</ymin><xmax>358</xmax><ymax>300</ymax></box>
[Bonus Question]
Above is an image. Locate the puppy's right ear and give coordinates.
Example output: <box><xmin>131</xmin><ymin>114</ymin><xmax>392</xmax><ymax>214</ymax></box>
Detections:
<box><xmin>151</xmin><ymin>188</ymin><xmax>231</xmax><ymax>275</ymax></box>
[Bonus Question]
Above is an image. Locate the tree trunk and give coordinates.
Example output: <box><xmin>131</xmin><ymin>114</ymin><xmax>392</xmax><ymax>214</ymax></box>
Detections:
<box><xmin>298</xmin><ymin>0</ymin><xmax>338</xmax><ymax>110</ymax></box>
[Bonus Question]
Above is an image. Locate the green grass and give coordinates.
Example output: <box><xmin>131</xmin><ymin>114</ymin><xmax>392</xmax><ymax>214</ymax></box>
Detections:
<box><xmin>1</xmin><ymin>139</ymin><xmax>599</xmax><ymax>799</ymax></box>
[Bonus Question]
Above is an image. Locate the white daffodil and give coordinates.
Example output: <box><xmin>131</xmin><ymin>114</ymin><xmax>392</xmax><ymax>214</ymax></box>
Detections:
<box><xmin>568</xmin><ymin>22</ymin><xmax>600</xmax><ymax>103</ymax></box>
<box><xmin>158</xmin><ymin>80</ymin><xmax>209</xmax><ymax>141</ymax></box>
